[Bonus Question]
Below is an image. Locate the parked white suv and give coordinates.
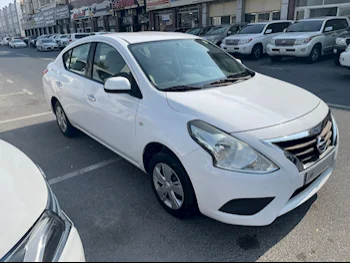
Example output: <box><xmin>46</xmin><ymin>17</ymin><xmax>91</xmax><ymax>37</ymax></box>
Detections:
<box><xmin>340</xmin><ymin>44</ymin><xmax>350</xmax><ymax>69</ymax></box>
<box><xmin>267</xmin><ymin>17</ymin><xmax>350</xmax><ymax>63</ymax></box>
<box><xmin>221</xmin><ymin>20</ymin><xmax>293</xmax><ymax>59</ymax></box>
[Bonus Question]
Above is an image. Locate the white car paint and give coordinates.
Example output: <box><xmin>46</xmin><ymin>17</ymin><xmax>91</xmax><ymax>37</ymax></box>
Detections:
<box><xmin>9</xmin><ymin>40</ymin><xmax>27</xmax><ymax>48</ymax></box>
<box><xmin>267</xmin><ymin>17</ymin><xmax>350</xmax><ymax>59</ymax></box>
<box><xmin>340</xmin><ymin>46</ymin><xmax>350</xmax><ymax>68</ymax></box>
<box><xmin>0</xmin><ymin>140</ymin><xmax>85</xmax><ymax>261</ymax></box>
<box><xmin>43</xmin><ymin>32</ymin><xmax>339</xmax><ymax>226</ymax></box>
<box><xmin>221</xmin><ymin>21</ymin><xmax>293</xmax><ymax>57</ymax></box>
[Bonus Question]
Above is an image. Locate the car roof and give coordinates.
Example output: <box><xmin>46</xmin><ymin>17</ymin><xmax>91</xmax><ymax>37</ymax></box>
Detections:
<box><xmin>248</xmin><ymin>20</ymin><xmax>293</xmax><ymax>25</ymax></box>
<box><xmin>92</xmin><ymin>32</ymin><xmax>199</xmax><ymax>44</ymax></box>
<box><xmin>299</xmin><ymin>16</ymin><xmax>349</xmax><ymax>22</ymax></box>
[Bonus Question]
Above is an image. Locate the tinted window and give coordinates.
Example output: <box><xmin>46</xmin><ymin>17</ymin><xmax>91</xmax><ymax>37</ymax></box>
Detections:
<box><xmin>324</xmin><ymin>19</ymin><xmax>336</xmax><ymax>31</ymax></box>
<box><xmin>333</xmin><ymin>19</ymin><xmax>349</xmax><ymax>30</ymax></box>
<box><xmin>68</xmin><ymin>43</ymin><xmax>91</xmax><ymax>76</ymax></box>
<box><xmin>267</xmin><ymin>22</ymin><xmax>292</xmax><ymax>33</ymax></box>
<box><xmin>206</xmin><ymin>25</ymin><xmax>230</xmax><ymax>35</ymax></box>
<box><xmin>238</xmin><ymin>24</ymin><xmax>266</xmax><ymax>34</ymax></box>
<box><xmin>63</xmin><ymin>50</ymin><xmax>72</xmax><ymax>69</ymax></box>
<box><xmin>201</xmin><ymin>26</ymin><xmax>213</xmax><ymax>35</ymax></box>
<box><xmin>42</xmin><ymin>39</ymin><xmax>55</xmax><ymax>43</ymax></box>
<box><xmin>92</xmin><ymin>43</ymin><xmax>132</xmax><ymax>83</ymax></box>
<box><xmin>287</xmin><ymin>21</ymin><xmax>323</xmax><ymax>32</ymax></box>
<box><xmin>75</xmin><ymin>34</ymin><xmax>89</xmax><ymax>39</ymax></box>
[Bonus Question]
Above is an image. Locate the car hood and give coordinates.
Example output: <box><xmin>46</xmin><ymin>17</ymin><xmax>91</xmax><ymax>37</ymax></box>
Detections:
<box><xmin>166</xmin><ymin>73</ymin><xmax>320</xmax><ymax>133</ymax></box>
<box><xmin>0</xmin><ymin>140</ymin><xmax>47</xmax><ymax>259</ymax></box>
<box><xmin>228</xmin><ymin>34</ymin><xmax>260</xmax><ymax>40</ymax></box>
<box><xmin>274</xmin><ymin>32</ymin><xmax>320</xmax><ymax>39</ymax></box>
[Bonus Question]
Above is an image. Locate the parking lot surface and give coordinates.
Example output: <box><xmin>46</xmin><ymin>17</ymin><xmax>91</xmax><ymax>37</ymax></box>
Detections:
<box><xmin>1</xmin><ymin>46</ymin><xmax>350</xmax><ymax>262</ymax></box>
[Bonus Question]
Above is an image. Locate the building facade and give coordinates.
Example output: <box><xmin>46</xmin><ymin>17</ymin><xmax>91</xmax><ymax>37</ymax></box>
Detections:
<box><xmin>113</xmin><ymin>0</ymin><xmax>148</xmax><ymax>32</ymax></box>
<box><xmin>0</xmin><ymin>0</ymin><xmax>25</xmax><ymax>38</ymax></box>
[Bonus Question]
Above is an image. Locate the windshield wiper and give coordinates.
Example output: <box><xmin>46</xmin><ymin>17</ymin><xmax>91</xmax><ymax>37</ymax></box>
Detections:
<box><xmin>204</xmin><ymin>72</ymin><xmax>254</xmax><ymax>87</ymax></box>
<box><xmin>162</xmin><ymin>85</ymin><xmax>202</xmax><ymax>92</ymax></box>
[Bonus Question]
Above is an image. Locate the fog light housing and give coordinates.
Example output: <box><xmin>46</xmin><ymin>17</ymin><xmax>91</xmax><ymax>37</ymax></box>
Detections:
<box><xmin>301</xmin><ymin>48</ymin><xmax>306</xmax><ymax>52</ymax></box>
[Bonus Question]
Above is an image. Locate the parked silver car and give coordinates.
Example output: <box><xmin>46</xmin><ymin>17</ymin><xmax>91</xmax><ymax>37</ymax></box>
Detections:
<box><xmin>36</xmin><ymin>39</ymin><xmax>59</xmax><ymax>51</ymax></box>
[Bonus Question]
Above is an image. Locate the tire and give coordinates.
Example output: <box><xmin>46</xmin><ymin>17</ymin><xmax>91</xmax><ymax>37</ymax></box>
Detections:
<box><xmin>333</xmin><ymin>54</ymin><xmax>340</xmax><ymax>66</ymax></box>
<box><xmin>250</xmin><ymin>44</ymin><xmax>262</xmax><ymax>60</ymax></box>
<box><xmin>307</xmin><ymin>45</ymin><xmax>321</xmax><ymax>64</ymax></box>
<box><xmin>270</xmin><ymin>56</ymin><xmax>282</xmax><ymax>62</ymax></box>
<box><xmin>54</xmin><ymin>101</ymin><xmax>77</xmax><ymax>137</ymax></box>
<box><xmin>150</xmin><ymin>152</ymin><xmax>198</xmax><ymax>219</ymax></box>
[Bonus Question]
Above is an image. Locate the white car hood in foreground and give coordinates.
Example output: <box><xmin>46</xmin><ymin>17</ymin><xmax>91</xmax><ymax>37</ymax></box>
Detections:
<box><xmin>0</xmin><ymin>140</ymin><xmax>47</xmax><ymax>259</ymax></box>
<box><xmin>166</xmin><ymin>73</ymin><xmax>320</xmax><ymax>133</ymax></box>
<box><xmin>274</xmin><ymin>32</ymin><xmax>320</xmax><ymax>39</ymax></box>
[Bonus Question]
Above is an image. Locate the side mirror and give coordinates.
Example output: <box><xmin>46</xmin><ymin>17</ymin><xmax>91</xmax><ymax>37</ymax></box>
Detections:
<box><xmin>235</xmin><ymin>58</ymin><xmax>243</xmax><ymax>64</ymax></box>
<box><xmin>324</xmin><ymin>26</ymin><xmax>333</xmax><ymax>32</ymax></box>
<box><xmin>265</xmin><ymin>29</ymin><xmax>273</xmax><ymax>34</ymax></box>
<box><xmin>227</xmin><ymin>31</ymin><xmax>232</xmax><ymax>35</ymax></box>
<box><xmin>104</xmin><ymin>77</ymin><xmax>131</xmax><ymax>94</ymax></box>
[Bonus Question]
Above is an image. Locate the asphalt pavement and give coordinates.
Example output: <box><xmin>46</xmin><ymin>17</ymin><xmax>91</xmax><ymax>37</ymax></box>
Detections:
<box><xmin>1</xmin><ymin>46</ymin><xmax>350</xmax><ymax>262</ymax></box>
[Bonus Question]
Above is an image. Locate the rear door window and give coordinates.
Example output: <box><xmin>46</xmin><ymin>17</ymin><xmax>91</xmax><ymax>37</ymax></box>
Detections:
<box><xmin>66</xmin><ymin>43</ymin><xmax>91</xmax><ymax>76</ymax></box>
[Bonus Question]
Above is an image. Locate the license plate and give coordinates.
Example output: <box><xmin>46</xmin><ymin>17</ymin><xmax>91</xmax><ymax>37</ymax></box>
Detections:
<box><xmin>227</xmin><ymin>47</ymin><xmax>236</xmax><ymax>52</ymax></box>
<box><xmin>279</xmin><ymin>49</ymin><xmax>286</xmax><ymax>53</ymax></box>
<box><xmin>303</xmin><ymin>151</ymin><xmax>335</xmax><ymax>185</ymax></box>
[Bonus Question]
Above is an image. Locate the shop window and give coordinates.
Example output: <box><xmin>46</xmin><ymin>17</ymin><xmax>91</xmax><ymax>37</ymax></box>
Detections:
<box><xmin>258</xmin><ymin>13</ymin><xmax>270</xmax><ymax>22</ymax></box>
<box><xmin>245</xmin><ymin>13</ymin><xmax>256</xmax><ymax>23</ymax></box>
<box><xmin>221</xmin><ymin>16</ymin><xmax>230</xmax><ymax>24</ymax></box>
<box><xmin>324</xmin><ymin>0</ymin><xmax>350</xmax><ymax>4</ymax></box>
<box><xmin>296</xmin><ymin>0</ymin><xmax>323</xmax><ymax>7</ymax></box>
<box><xmin>310</xmin><ymin>7</ymin><xmax>337</xmax><ymax>18</ymax></box>
<box><xmin>296</xmin><ymin>10</ymin><xmax>305</xmax><ymax>20</ymax></box>
<box><xmin>272</xmin><ymin>12</ymin><xmax>281</xmax><ymax>20</ymax></box>
<box><xmin>211</xmin><ymin>17</ymin><xmax>221</xmax><ymax>25</ymax></box>
<box><xmin>178</xmin><ymin>11</ymin><xmax>199</xmax><ymax>28</ymax></box>
<box><xmin>339</xmin><ymin>7</ymin><xmax>350</xmax><ymax>18</ymax></box>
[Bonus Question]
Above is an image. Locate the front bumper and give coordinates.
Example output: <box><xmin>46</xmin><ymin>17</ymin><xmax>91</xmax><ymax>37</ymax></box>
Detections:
<box><xmin>340</xmin><ymin>52</ymin><xmax>350</xmax><ymax>68</ymax></box>
<box><xmin>221</xmin><ymin>43</ymin><xmax>253</xmax><ymax>55</ymax></box>
<box><xmin>43</xmin><ymin>46</ymin><xmax>58</xmax><ymax>51</ymax></box>
<box><xmin>58</xmin><ymin>226</ymin><xmax>85</xmax><ymax>262</ymax></box>
<box><xmin>267</xmin><ymin>43</ymin><xmax>313</xmax><ymax>57</ymax></box>
<box><xmin>182</xmin><ymin>115</ymin><xmax>339</xmax><ymax>226</ymax></box>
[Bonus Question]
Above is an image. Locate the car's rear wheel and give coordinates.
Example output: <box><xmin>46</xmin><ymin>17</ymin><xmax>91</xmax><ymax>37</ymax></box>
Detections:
<box><xmin>270</xmin><ymin>56</ymin><xmax>282</xmax><ymax>62</ymax></box>
<box><xmin>54</xmin><ymin>101</ymin><xmax>77</xmax><ymax>137</ymax></box>
<box><xmin>150</xmin><ymin>152</ymin><xmax>198</xmax><ymax>219</ymax></box>
<box><xmin>307</xmin><ymin>45</ymin><xmax>321</xmax><ymax>63</ymax></box>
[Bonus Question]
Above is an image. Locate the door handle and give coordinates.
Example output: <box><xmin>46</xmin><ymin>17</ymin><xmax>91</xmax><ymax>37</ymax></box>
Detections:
<box><xmin>87</xmin><ymin>94</ymin><xmax>96</xmax><ymax>102</ymax></box>
<box><xmin>56</xmin><ymin>81</ymin><xmax>62</xmax><ymax>87</ymax></box>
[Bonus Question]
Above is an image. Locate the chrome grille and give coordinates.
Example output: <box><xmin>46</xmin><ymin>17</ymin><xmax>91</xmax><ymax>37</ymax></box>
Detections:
<box><xmin>275</xmin><ymin>39</ymin><xmax>296</xmax><ymax>46</ymax></box>
<box><xmin>273</xmin><ymin>112</ymin><xmax>334</xmax><ymax>168</ymax></box>
<box><xmin>226</xmin><ymin>39</ymin><xmax>240</xmax><ymax>46</ymax></box>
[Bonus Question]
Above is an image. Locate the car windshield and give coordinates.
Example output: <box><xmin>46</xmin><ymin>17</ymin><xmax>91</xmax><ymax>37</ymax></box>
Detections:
<box><xmin>206</xmin><ymin>25</ymin><xmax>230</xmax><ymax>35</ymax></box>
<box><xmin>186</xmin><ymin>28</ymin><xmax>202</xmax><ymax>35</ymax></box>
<box><xmin>60</xmin><ymin>35</ymin><xmax>67</xmax><ymax>38</ymax></box>
<box><xmin>129</xmin><ymin>39</ymin><xmax>252</xmax><ymax>91</ymax></box>
<box><xmin>287</xmin><ymin>21</ymin><xmax>323</xmax><ymax>32</ymax></box>
<box><xmin>238</xmin><ymin>24</ymin><xmax>266</xmax><ymax>34</ymax></box>
<box><xmin>14</xmin><ymin>40</ymin><xmax>21</xmax><ymax>43</ymax></box>
<box><xmin>42</xmin><ymin>39</ymin><xmax>55</xmax><ymax>43</ymax></box>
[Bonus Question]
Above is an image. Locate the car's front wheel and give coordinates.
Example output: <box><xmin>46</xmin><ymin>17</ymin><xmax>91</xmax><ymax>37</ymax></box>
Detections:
<box><xmin>150</xmin><ymin>152</ymin><xmax>198</xmax><ymax>219</ymax></box>
<box><xmin>54</xmin><ymin>101</ymin><xmax>77</xmax><ymax>137</ymax></box>
<box><xmin>307</xmin><ymin>45</ymin><xmax>321</xmax><ymax>63</ymax></box>
<box><xmin>250</xmin><ymin>44</ymin><xmax>262</xmax><ymax>60</ymax></box>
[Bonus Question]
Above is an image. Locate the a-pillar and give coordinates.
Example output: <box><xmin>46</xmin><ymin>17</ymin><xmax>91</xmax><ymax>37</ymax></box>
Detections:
<box><xmin>236</xmin><ymin>0</ymin><xmax>245</xmax><ymax>23</ymax></box>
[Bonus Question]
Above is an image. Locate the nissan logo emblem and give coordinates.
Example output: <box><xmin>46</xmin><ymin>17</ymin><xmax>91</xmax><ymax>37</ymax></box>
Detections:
<box><xmin>316</xmin><ymin>136</ymin><xmax>327</xmax><ymax>153</ymax></box>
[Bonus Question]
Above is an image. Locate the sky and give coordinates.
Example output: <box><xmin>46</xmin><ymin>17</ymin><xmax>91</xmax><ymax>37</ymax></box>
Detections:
<box><xmin>0</xmin><ymin>0</ymin><xmax>16</xmax><ymax>9</ymax></box>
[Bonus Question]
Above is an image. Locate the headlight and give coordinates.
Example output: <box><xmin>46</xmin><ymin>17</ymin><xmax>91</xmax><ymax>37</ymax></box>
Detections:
<box><xmin>188</xmin><ymin>120</ymin><xmax>278</xmax><ymax>173</ymax></box>
<box><xmin>336</xmin><ymin>38</ymin><xmax>346</xmax><ymax>46</ymax></box>
<box><xmin>2</xmin><ymin>168</ymin><xmax>71</xmax><ymax>262</ymax></box>
<box><xmin>269</xmin><ymin>39</ymin><xmax>275</xmax><ymax>45</ymax></box>
<box><xmin>295</xmin><ymin>38</ymin><xmax>312</xmax><ymax>45</ymax></box>
<box><xmin>238</xmin><ymin>38</ymin><xmax>252</xmax><ymax>45</ymax></box>
<box><xmin>346</xmin><ymin>45</ymin><xmax>350</xmax><ymax>52</ymax></box>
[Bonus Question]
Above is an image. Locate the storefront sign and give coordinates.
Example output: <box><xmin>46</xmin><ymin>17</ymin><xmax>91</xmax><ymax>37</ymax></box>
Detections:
<box><xmin>91</xmin><ymin>1</ymin><xmax>113</xmax><ymax>17</ymax></box>
<box><xmin>32</xmin><ymin>7</ymin><xmax>56</xmax><ymax>28</ymax></box>
<box><xmin>56</xmin><ymin>5</ymin><xmax>70</xmax><ymax>20</ymax></box>
<box><xmin>161</xmin><ymin>14</ymin><xmax>170</xmax><ymax>21</ymax></box>
<box><xmin>146</xmin><ymin>0</ymin><xmax>170</xmax><ymax>11</ymax></box>
<box><xmin>71</xmin><ymin>6</ymin><xmax>92</xmax><ymax>20</ymax></box>
<box><xmin>113</xmin><ymin>0</ymin><xmax>145</xmax><ymax>10</ymax></box>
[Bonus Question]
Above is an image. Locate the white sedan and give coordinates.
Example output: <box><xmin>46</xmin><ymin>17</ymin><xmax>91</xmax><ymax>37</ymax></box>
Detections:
<box><xmin>43</xmin><ymin>32</ymin><xmax>339</xmax><ymax>226</ymax></box>
<box><xmin>0</xmin><ymin>140</ymin><xmax>85</xmax><ymax>262</ymax></box>
<box><xmin>9</xmin><ymin>39</ymin><xmax>27</xmax><ymax>48</ymax></box>
<box><xmin>340</xmin><ymin>45</ymin><xmax>350</xmax><ymax>69</ymax></box>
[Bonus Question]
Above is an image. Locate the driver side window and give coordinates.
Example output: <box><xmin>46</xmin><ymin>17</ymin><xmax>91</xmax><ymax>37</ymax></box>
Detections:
<box><xmin>92</xmin><ymin>43</ymin><xmax>131</xmax><ymax>83</ymax></box>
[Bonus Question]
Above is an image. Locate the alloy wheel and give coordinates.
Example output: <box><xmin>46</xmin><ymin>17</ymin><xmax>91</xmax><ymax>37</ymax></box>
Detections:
<box><xmin>56</xmin><ymin>106</ymin><xmax>67</xmax><ymax>133</ymax></box>
<box><xmin>312</xmin><ymin>48</ymin><xmax>319</xmax><ymax>62</ymax></box>
<box><xmin>153</xmin><ymin>163</ymin><xmax>184</xmax><ymax>210</ymax></box>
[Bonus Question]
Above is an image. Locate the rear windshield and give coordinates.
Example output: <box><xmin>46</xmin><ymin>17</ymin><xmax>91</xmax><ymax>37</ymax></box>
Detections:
<box><xmin>287</xmin><ymin>21</ymin><xmax>323</xmax><ymax>32</ymax></box>
<box><xmin>75</xmin><ymin>34</ymin><xmax>89</xmax><ymax>39</ymax></box>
